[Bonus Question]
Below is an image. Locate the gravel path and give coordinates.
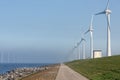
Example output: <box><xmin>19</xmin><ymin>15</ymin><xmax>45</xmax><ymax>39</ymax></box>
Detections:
<box><xmin>55</xmin><ymin>64</ymin><xmax>88</xmax><ymax>80</ymax></box>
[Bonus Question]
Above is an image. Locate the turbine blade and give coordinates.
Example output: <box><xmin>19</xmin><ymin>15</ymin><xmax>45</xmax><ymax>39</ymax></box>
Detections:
<box><xmin>90</xmin><ymin>15</ymin><xmax>94</xmax><ymax>26</ymax></box>
<box><xmin>82</xmin><ymin>38</ymin><xmax>86</xmax><ymax>42</ymax></box>
<box><xmin>72</xmin><ymin>46</ymin><xmax>76</xmax><ymax>52</ymax></box>
<box><xmin>106</xmin><ymin>0</ymin><xmax>110</xmax><ymax>9</ymax></box>
<box><xmin>77</xmin><ymin>39</ymin><xmax>82</xmax><ymax>47</ymax></box>
<box><xmin>89</xmin><ymin>15</ymin><xmax>94</xmax><ymax>32</ymax></box>
<box><xmin>95</xmin><ymin>11</ymin><xmax>105</xmax><ymax>15</ymax></box>
<box><xmin>84</xmin><ymin>15</ymin><xmax>94</xmax><ymax>35</ymax></box>
<box><xmin>84</xmin><ymin>30</ymin><xmax>89</xmax><ymax>34</ymax></box>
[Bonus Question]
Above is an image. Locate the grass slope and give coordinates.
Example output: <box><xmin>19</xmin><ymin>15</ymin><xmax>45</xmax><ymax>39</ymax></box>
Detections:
<box><xmin>66</xmin><ymin>55</ymin><xmax>120</xmax><ymax>80</ymax></box>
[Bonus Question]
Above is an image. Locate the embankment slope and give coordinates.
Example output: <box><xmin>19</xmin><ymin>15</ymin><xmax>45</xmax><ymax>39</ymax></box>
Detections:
<box><xmin>66</xmin><ymin>55</ymin><xmax>120</xmax><ymax>80</ymax></box>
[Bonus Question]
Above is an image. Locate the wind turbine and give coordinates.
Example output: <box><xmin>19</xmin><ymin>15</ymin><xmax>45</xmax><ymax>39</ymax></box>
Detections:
<box><xmin>76</xmin><ymin>42</ymin><xmax>80</xmax><ymax>59</ymax></box>
<box><xmin>76</xmin><ymin>41</ymin><xmax>81</xmax><ymax>60</ymax></box>
<box><xmin>73</xmin><ymin>45</ymin><xmax>78</xmax><ymax>60</ymax></box>
<box><xmin>85</xmin><ymin>15</ymin><xmax>94</xmax><ymax>58</ymax></box>
<box><xmin>95</xmin><ymin>0</ymin><xmax>111</xmax><ymax>56</ymax></box>
<box><xmin>7</xmin><ymin>52</ymin><xmax>10</xmax><ymax>63</ymax></box>
<box><xmin>77</xmin><ymin>35</ymin><xmax>86</xmax><ymax>59</ymax></box>
<box><xmin>0</xmin><ymin>52</ymin><xmax>3</xmax><ymax>63</ymax></box>
<box><xmin>67</xmin><ymin>45</ymin><xmax>77</xmax><ymax>61</ymax></box>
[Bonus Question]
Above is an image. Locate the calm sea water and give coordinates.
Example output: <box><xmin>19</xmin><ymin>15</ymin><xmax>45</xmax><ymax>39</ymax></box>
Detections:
<box><xmin>0</xmin><ymin>63</ymin><xmax>51</xmax><ymax>74</ymax></box>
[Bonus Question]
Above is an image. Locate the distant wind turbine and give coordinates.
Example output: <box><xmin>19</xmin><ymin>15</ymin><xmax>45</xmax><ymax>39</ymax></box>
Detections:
<box><xmin>76</xmin><ymin>42</ymin><xmax>80</xmax><ymax>59</ymax></box>
<box><xmin>85</xmin><ymin>15</ymin><xmax>94</xmax><ymax>58</ymax></box>
<box><xmin>77</xmin><ymin>35</ymin><xmax>86</xmax><ymax>59</ymax></box>
<box><xmin>0</xmin><ymin>52</ymin><xmax>3</xmax><ymax>63</ymax></box>
<box><xmin>95</xmin><ymin>0</ymin><xmax>111</xmax><ymax>56</ymax></box>
<box><xmin>67</xmin><ymin>45</ymin><xmax>77</xmax><ymax>61</ymax></box>
<box><xmin>7</xmin><ymin>52</ymin><xmax>10</xmax><ymax>63</ymax></box>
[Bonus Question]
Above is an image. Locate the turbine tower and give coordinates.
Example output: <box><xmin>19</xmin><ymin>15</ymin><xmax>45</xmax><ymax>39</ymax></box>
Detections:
<box><xmin>95</xmin><ymin>0</ymin><xmax>111</xmax><ymax>56</ymax></box>
<box><xmin>7</xmin><ymin>52</ymin><xmax>10</xmax><ymax>63</ymax></box>
<box><xmin>85</xmin><ymin>15</ymin><xmax>94</xmax><ymax>58</ymax></box>
<box><xmin>76</xmin><ymin>42</ymin><xmax>81</xmax><ymax>59</ymax></box>
<box><xmin>77</xmin><ymin>42</ymin><xmax>80</xmax><ymax>59</ymax></box>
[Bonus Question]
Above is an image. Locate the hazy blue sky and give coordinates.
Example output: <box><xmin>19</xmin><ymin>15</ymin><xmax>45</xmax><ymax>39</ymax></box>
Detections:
<box><xmin>0</xmin><ymin>0</ymin><xmax>120</xmax><ymax>63</ymax></box>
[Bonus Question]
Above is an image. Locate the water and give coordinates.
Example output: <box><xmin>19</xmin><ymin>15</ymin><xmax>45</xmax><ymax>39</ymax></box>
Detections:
<box><xmin>0</xmin><ymin>63</ymin><xmax>50</xmax><ymax>74</ymax></box>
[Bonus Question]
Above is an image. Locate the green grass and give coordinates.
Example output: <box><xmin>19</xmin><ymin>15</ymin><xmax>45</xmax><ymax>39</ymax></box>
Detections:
<box><xmin>66</xmin><ymin>55</ymin><xmax>120</xmax><ymax>80</ymax></box>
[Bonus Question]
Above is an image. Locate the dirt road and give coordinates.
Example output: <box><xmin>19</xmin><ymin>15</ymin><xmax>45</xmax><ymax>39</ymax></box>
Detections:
<box><xmin>55</xmin><ymin>64</ymin><xmax>88</xmax><ymax>80</ymax></box>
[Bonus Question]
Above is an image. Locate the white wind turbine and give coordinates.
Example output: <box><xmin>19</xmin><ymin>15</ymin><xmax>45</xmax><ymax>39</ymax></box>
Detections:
<box><xmin>76</xmin><ymin>42</ymin><xmax>80</xmax><ymax>59</ymax></box>
<box><xmin>67</xmin><ymin>45</ymin><xmax>77</xmax><ymax>61</ymax></box>
<box><xmin>85</xmin><ymin>15</ymin><xmax>94</xmax><ymax>58</ymax></box>
<box><xmin>0</xmin><ymin>52</ymin><xmax>3</xmax><ymax>63</ymax></box>
<box><xmin>95</xmin><ymin>0</ymin><xmax>111</xmax><ymax>56</ymax></box>
<box><xmin>77</xmin><ymin>35</ymin><xmax>86</xmax><ymax>59</ymax></box>
<box><xmin>7</xmin><ymin>52</ymin><xmax>10</xmax><ymax>63</ymax></box>
<box><xmin>72</xmin><ymin>45</ymin><xmax>78</xmax><ymax>60</ymax></box>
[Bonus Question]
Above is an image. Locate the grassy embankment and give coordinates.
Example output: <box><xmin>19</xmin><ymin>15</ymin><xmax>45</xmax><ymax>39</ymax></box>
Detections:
<box><xmin>66</xmin><ymin>55</ymin><xmax>120</xmax><ymax>80</ymax></box>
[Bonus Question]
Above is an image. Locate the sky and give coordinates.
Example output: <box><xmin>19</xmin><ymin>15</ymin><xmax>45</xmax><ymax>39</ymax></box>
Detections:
<box><xmin>0</xmin><ymin>0</ymin><xmax>120</xmax><ymax>63</ymax></box>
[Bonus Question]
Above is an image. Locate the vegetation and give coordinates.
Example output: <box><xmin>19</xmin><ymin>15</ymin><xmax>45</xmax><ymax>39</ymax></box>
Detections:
<box><xmin>66</xmin><ymin>55</ymin><xmax>120</xmax><ymax>80</ymax></box>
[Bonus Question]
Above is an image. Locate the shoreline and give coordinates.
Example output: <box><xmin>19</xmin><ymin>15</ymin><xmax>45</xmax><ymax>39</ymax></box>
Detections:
<box><xmin>0</xmin><ymin>64</ymin><xmax>60</xmax><ymax>80</ymax></box>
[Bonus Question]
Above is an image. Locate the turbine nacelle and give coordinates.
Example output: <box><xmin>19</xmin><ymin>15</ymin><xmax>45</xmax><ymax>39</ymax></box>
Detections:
<box><xmin>89</xmin><ymin>25</ymin><xmax>94</xmax><ymax>31</ymax></box>
<box><xmin>84</xmin><ymin>26</ymin><xmax>94</xmax><ymax>34</ymax></box>
<box><xmin>105</xmin><ymin>9</ymin><xmax>112</xmax><ymax>15</ymax></box>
